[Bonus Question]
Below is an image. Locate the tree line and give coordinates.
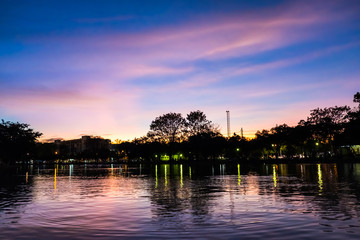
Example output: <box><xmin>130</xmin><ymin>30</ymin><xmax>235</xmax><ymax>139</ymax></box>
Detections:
<box><xmin>0</xmin><ymin>120</ymin><xmax>42</xmax><ymax>165</ymax></box>
<box><xmin>1</xmin><ymin>92</ymin><xmax>359</xmax><ymax>164</ymax></box>
<box><xmin>115</xmin><ymin>92</ymin><xmax>360</xmax><ymax>162</ymax></box>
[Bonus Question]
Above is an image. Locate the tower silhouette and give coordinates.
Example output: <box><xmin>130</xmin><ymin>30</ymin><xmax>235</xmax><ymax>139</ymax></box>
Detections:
<box><xmin>226</xmin><ymin>110</ymin><xmax>230</xmax><ymax>138</ymax></box>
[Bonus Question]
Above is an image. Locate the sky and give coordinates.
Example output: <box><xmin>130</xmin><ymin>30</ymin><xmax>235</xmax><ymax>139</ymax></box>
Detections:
<box><xmin>1</xmin><ymin>0</ymin><xmax>360</xmax><ymax>141</ymax></box>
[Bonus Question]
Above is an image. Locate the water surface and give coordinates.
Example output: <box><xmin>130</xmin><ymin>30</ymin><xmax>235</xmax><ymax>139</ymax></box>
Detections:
<box><xmin>1</xmin><ymin>163</ymin><xmax>360</xmax><ymax>239</ymax></box>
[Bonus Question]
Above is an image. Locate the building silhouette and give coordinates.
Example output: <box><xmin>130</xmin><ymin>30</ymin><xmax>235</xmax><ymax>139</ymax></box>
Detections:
<box><xmin>55</xmin><ymin>136</ymin><xmax>111</xmax><ymax>157</ymax></box>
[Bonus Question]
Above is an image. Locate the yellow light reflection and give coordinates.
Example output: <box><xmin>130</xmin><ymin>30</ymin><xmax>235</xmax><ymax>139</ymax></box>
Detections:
<box><xmin>273</xmin><ymin>164</ymin><xmax>277</xmax><ymax>188</ymax></box>
<box><xmin>54</xmin><ymin>167</ymin><xmax>57</xmax><ymax>190</ymax></box>
<box><xmin>155</xmin><ymin>165</ymin><xmax>158</xmax><ymax>189</ymax></box>
<box><xmin>333</xmin><ymin>163</ymin><xmax>338</xmax><ymax>179</ymax></box>
<box><xmin>180</xmin><ymin>164</ymin><xmax>183</xmax><ymax>188</ymax></box>
<box><xmin>26</xmin><ymin>171</ymin><xmax>28</xmax><ymax>184</ymax></box>
<box><xmin>164</xmin><ymin>164</ymin><xmax>168</xmax><ymax>187</ymax></box>
<box><xmin>189</xmin><ymin>166</ymin><xmax>192</xmax><ymax>180</ymax></box>
<box><xmin>318</xmin><ymin>164</ymin><xmax>323</xmax><ymax>194</ymax></box>
<box><xmin>237</xmin><ymin>164</ymin><xmax>241</xmax><ymax>186</ymax></box>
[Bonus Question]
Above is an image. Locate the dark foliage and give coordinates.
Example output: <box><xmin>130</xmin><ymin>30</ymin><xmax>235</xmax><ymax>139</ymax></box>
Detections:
<box><xmin>4</xmin><ymin>92</ymin><xmax>360</xmax><ymax>163</ymax></box>
<box><xmin>0</xmin><ymin>120</ymin><xmax>42</xmax><ymax>164</ymax></box>
<box><xmin>115</xmin><ymin>92</ymin><xmax>360</xmax><ymax>162</ymax></box>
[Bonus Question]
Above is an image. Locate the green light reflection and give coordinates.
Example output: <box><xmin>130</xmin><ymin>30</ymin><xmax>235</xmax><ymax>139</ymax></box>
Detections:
<box><xmin>180</xmin><ymin>164</ymin><xmax>183</xmax><ymax>188</ymax></box>
<box><xmin>155</xmin><ymin>165</ymin><xmax>158</xmax><ymax>189</ymax></box>
<box><xmin>164</xmin><ymin>164</ymin><xmax>168</xmax><ymax>187</ymax></box>
<box><xmin>237</xmin><ymin>164</ymin><xmax>241</xmax><ymax>186</ymax></box>
<box><xmin>273</xmin><ymin>164</ymin><xmax>277</xmax><ymax>188</ymax></box>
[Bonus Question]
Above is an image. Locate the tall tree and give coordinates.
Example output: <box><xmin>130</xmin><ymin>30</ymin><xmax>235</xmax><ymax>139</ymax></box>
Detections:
<box><xmin>341</xmin><ymin>92</ymin><xmax>360</xmax><ymax>146</ymax></box>
<box><xmin>293</xmin><ymin>120</ymin><xmax>315</xmax><ymax>158</ymax></box>
<box><xmin>307</xmin><ymin>106</ymin><xmax>350</xmax><ymax>142</ymax></box>
<box><xmin>186</xmin><ymin>110</ymin><xmax>214</xmax><ymax>137</ymax></box>
<box><xmin>0</xmin><ymin>120</ymin><xmax>42</xmax><ymax>164</ymax></box>
<box><xmin>270</xmin><ymin>124</ymin><xmax>293</xmax><ymax>159</ymax></box>
<box><xmin>348</xmin><ymin>92</ymin><xmax>360</xmax><ymax>121</ymax></box>
<box><xmin>306</xmin><ymin>106</ymin><xmax>350</xmax><ymax>156</ymax></box>
<box><xmin>148</xmin><ymin>113</ymin><xmax>186</xmax><ymax>143</ymax></box>
<box><xmin>354</xmin><ymin>92</ymin><xmax>360</xmax><ymax>107</ymax></box>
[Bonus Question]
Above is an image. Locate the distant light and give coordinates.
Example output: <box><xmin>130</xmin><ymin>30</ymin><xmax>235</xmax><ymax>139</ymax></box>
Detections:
<box><xmin>316</xmin><ymin>143</ymin><xmax>319</xmax><ymax>146</ymax></box>
<box><xmin>236</xmin><ymin>148</ymin><xmax>240</xmax><ymax>152</ymax></box>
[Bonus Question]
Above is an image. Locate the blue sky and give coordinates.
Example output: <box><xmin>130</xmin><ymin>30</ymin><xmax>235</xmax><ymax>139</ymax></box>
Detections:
<box><xmin>1</xmin><ymin>0</ymin><xmax>360</xmax><ymax>141</ymax></box>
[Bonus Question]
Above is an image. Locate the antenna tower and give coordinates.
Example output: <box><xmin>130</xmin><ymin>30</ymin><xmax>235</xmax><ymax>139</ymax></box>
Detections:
<box><xmin>226</xmin><ymin>110</ymin><xmax>230</xmax><ymax>137</ymax></box>
<box><xmin>241</xmin><ymin>127</ymin><xmax>244</xmax><ymax>138</ymax></box>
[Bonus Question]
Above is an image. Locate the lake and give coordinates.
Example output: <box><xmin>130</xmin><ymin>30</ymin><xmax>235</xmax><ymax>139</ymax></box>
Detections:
<box><xmin>1</xmin><ymin>163</ymin><xmax>360</xmax><ymax>239</ymax></box>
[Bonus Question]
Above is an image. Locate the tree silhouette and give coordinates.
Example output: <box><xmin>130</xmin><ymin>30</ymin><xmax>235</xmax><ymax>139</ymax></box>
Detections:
<box><xmin>0</xmin><ymin>120</ymin><xmax>42</xmax><ymax>164</ymax></box>
<box><xmin>25</xmin><ymin>92</ymin><xmax>360</xmax><ymax>163</ymax></box>
<box><xmin>354</xmin><ymin>92</ymin><xmax>360</xmax><ymax>107</ymax></box>
<box><xmin>186</xmin><ymin>110</ymin><xmax>214</xmax><ymax>137</ymax></box>
<box><xmin>340</xmin><ymin>92</ymin><xmax>360</xmax><ymax>148</ymax></box>
<box><xmin>307</xmin><ymin>106</ymin><xmax>350</xmax><ymax>142</ymax></box>
<box><xmin>148</xmin><ymin>113</ymin><xmax>186</xmax><ymax>143</ymax></box>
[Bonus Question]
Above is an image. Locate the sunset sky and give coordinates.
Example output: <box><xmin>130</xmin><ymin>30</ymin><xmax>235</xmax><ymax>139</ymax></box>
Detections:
<box><xmin>1</xmin><ymin>0</ymin><xmax>360</xmax><ymax>141</ymax></box>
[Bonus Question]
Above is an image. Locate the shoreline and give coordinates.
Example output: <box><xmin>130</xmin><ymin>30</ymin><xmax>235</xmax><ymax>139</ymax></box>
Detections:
<box><xmin>5</xmin><ymin>157</ymin><xmax>360</xmax><ymax>166</ymax></box>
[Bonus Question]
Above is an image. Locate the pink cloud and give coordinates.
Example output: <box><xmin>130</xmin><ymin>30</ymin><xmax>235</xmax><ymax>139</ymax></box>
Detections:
<box><xmin>9</xmin><ymin>0</ymin><xmax>356</xmax><ymax>91</ymax></box>
<box><xmin>3</xmin><ymin>1</ymin><xmax>359</xmax><ymax>141</ymax></box>
<box><xmin>90</xmin><ymin>0</ymin><xmax>355</xmax><ymax>63</ymax></box>
<box><xmin>126</xmin><ymin>40</ymin><xmax>358</xmax><ymax>97</ymax></box>
<box><xmin>23</xmin><ymin>0</ymin><xmax>355</xmax><ymax>65</ymax></box>
<box><xmin>109</xmin><ymin>64</ymin><xmax>193</xmax><ymax>79</ymax></box>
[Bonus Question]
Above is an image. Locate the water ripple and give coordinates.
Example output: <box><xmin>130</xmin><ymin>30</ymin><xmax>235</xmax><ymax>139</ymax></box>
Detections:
<box><xmin>0</xmin><ymin>163</ymin><xmax>360</xmax><ymax>239</ymax></box>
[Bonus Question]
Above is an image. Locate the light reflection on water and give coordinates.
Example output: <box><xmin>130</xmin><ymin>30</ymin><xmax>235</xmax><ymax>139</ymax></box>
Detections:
<box><xmin>1</xmin><ymin>163</ymin><xmax>360</xmax><ymax>239</ymax></box>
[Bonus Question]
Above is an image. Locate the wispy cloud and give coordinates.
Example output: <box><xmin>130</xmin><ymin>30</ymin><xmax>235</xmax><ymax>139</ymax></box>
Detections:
<box><xmin>1</xmin><ymin>0</ymin><xmax>359</xmax><ymax>140</ymax></box>
<box><xmin>92</xmin><ymin>0</ymin><xmax>357</xmax><ymax>62</ymax></box>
